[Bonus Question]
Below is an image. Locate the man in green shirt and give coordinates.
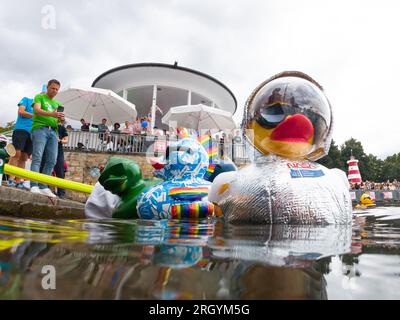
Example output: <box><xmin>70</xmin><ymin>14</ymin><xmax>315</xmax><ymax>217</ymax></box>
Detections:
<box><xmin>30</xmin><ymin>79</ymin><xmax>64</xmax><ymax>198</ymax></box>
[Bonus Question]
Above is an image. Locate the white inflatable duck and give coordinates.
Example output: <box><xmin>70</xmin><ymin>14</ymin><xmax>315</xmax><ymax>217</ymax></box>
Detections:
<box><xmin>209</xmin><ymin>71</ymin><xmax>352</xmax><ymax>224</ymax></box>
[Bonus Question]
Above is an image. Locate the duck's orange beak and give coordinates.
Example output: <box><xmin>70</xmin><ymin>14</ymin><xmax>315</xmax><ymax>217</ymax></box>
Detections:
<box><xmin>248</xmin><ymin>113</ymin><xmax>315</xmax><ymax>159</ymax></box>
<box><xmin>270</xmin><ymin>114</ymin><xmax>314</xmax><ymax>143</ymax></box>
<box><xmin>150</xmin><ymin>157</ymin><xmax>165</xmax><ymax>170</ymax></box>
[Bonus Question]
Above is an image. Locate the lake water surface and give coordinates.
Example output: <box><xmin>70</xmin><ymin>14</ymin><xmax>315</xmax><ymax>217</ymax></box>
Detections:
<box><xmin>1</xmin><ymin>205</ymin><xmax>399</xmax><ymax>299</ymax></box>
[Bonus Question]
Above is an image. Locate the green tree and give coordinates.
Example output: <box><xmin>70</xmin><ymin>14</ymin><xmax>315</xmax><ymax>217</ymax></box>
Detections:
<box><xmin>364</xmin><ymin>154</ymin><xmax>383</xmax><ymax>182</ymax></box>
<box><xmin>0</xmin><ymin>121</ymin><xmax>15</xmax><ymax>133</ymax></box>
<box><xmin>317</xmin><ymin>140</ymin><xmax>344</xmax><ymax>170</ymax></box>
<box><xmin>381</xmin><ymin>153</ymin><xmax>400</xmax><ymax>181</ymax></box>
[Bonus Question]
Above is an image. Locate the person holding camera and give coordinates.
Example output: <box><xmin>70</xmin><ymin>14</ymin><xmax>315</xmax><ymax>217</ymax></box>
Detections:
<box><xmin>30</xmin><ymin>79</ymin><xmax>64</xmax><ymax>198</ymax></box>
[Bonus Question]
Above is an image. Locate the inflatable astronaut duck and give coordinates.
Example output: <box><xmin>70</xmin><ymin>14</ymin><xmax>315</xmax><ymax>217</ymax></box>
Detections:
<box><xmin>209</xmin><ymin>71</ymin><xmax>352</xmax><ymax>224</ymax></box>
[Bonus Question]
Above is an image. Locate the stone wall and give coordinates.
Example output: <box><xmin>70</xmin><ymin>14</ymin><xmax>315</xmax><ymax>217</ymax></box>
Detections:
<box><xmin>64</xmin><ymin>151</ymin><xmax>154</xmax><ymax>202</ymax></box>
<box><xmin>63</xmin><ymin>150</ymin><xmax>249</xmax><ymax>203</ymax></box>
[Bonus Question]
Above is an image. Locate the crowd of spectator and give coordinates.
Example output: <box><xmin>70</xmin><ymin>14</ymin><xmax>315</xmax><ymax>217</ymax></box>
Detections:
<box><xmin>77</xmin><ymin>115</ymin><xmax>156</xmax><ymax>135</ymax></box>
<box><xmin>63</xmin><ymin>122</ymin><xmax>245</xmax><ymax>154</ymax></box>
<box><xmin>68</xmin><ymin>115</ymin><xmax>171</xmax><ymax>152</ymax></box>
<box><xmin>71</xmin><ymin>118</ymin><xmax>244</xmax><ymax>138</ymax></box>
<box><xmin>350</xmin><ymin>180</ymin><xmax>400</xmax><ymax>191</ymax></box>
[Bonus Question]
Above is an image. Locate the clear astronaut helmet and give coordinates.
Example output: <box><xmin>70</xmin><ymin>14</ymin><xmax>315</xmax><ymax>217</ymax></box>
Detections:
<box><xmin>243</xmin><ymin>71</ymin><xmax>333</xmax><ymax>161</ymax></box>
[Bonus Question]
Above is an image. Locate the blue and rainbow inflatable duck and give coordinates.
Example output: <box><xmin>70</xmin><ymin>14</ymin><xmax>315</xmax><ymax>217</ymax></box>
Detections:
<box><xmin>137</xmin><ymin>131</ymin><xmax>215</xmax><ymax>220</ymax></box>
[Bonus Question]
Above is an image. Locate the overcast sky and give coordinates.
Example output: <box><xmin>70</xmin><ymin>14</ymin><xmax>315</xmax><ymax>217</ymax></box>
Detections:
<box><xmin>1</xmin><ymin>0</ymin><xmax>399</xmax><ymax>159</ymax></box>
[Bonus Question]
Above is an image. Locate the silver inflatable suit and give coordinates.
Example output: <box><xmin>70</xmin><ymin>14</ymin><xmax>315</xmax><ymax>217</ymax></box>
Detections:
<box><xmin>209</xmin><ymin>72</ymin><xmax>352</xmax><ymax>224</ymax></box>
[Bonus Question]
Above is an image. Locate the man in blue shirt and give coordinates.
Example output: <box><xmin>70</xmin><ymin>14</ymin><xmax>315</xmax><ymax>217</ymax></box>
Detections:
<box><xmin>7</xmin><ymin>96</ymin><xmax>34</xmax><ymax>188</ymax></box>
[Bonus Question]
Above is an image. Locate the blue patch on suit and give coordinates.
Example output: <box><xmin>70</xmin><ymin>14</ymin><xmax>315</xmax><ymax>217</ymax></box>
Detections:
<box><xmin>290</xmin><ymin>169</ymin><xmax>325</xmax><ymax>178</ymax></box>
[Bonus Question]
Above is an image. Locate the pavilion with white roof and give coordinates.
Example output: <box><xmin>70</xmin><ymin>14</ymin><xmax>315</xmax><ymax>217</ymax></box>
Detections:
<box><xmin>91</xmin><ymin>62</ymin><xmax>237</xmax><ymax>130</ymax></box>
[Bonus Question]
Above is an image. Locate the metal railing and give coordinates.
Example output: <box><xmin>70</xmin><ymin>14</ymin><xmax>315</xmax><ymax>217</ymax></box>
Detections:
<box><xmin>350</xmin><ymin>190</ymin><xmax>400</xmax><ymax>202</ymax></box>
<box><xmin>64</xmin><ymin>130</ymin><xmax>250</xmax><ymax>164</ymax></box>
<box><xmin>65</xmin><ymin>130</ymin><xmax>155</xmax><ymax>154</ymax></box>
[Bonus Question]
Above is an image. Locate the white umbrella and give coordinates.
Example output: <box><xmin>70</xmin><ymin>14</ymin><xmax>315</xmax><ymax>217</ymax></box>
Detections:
<box><xmin>161</xmin><ymin>104</ymin><xmax>236</xmax><ymax>131</ymax></box>
<box><xmin>56</xmin><ymin>87</ymin><xmax>137</xmax><ymax>124</ymax></box>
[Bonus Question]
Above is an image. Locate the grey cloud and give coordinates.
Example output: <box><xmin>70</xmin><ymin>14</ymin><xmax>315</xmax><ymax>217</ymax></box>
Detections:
<box><xmin>0</xmin><ymin>0</ymin><xmax>399</xmax><ymax>158</ymax></box>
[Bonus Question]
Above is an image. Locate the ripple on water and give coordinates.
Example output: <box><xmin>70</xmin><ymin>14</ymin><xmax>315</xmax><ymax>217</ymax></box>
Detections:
<box><xmin>0</xmin><ymin>204</ymin><xmax>400</xmax><ymax>299</ymax></box>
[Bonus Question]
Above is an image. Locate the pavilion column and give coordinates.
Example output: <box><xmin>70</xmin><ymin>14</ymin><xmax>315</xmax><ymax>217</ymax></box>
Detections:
<box><xmin>187</xmin><ymin>90</ymin><xmax>192</xmax><ymax>105</ymax></box>
<box><xmin>122</xmin><ymin>89</ymin><xmax>134</xmax><ymax>121</ymax></box>
<box><xmin>150</xmin><ymin>84</ymin><xmax>157</xmax><ymax>131</ymax></box>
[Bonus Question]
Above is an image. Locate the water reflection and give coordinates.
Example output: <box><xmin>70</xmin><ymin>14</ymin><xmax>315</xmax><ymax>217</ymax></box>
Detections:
<box><xmin>209</xmin><ymin>223</ymin><xmax>352</xmax><ymax>267</ymax></box>
<box><xmin>0</xmin><ymin>206</ymin><xmax>400</xmax><ymax>299</ymax></box>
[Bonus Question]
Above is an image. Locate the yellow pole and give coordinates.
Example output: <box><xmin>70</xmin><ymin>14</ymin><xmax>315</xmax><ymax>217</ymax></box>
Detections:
<box><xmin>4</xmin><ymin>164</ymin><xmax>94</xmax><ymax>194</ymax></box>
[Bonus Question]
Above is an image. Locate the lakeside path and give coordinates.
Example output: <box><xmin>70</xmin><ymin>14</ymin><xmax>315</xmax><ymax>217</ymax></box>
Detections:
<box><xmin>0</xmin><ymin>186</ymin><xmax>85</xmax><ymax>219</ymax></box>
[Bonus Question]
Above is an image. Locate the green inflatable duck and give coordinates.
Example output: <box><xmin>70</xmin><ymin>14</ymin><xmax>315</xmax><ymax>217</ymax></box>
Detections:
<box><xmin>98</xmin><ymin>157</ymin><xmax>160</xmax><ymax>219</ymax></box>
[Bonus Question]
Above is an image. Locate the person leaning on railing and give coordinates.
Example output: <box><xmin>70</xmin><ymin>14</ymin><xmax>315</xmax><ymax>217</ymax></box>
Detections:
<box><xmin>132</xmin><ymin>117</ymin><xmax>141</xmax><ymax>134</ymax></box>
<box><xmin>80</xmin><ymin>118</ymin><xmax>89</xmax><ymax>131</ymax></box>
<box><xmin>111</xmin><ymin>122</ymin><xmax>121</xmax><ymax>134</ymax></box>
<box><xmin>121</xmin><ymin>120</ymin><xmax>134</xmax><ymax>134</ymax></box>
<box><xmin>140</xmin><ymin>117</ymin><xmax>149</xmax><ymax>134</ymax></box>
<box><xmin>109</xmin><ymin>123</ymin><xmax>121</xmax><ymax>151</ymax></box>
<box><xmin>92</xmin><ymin>118</ymin><xmax>109</xmax><ymax>136</ymax></box>
<box><xmin>91</xmin><ymin>118</ymin><xmax>110</xmax><ymax>149</ymax></box>
<box><xmin>120</xmin><ymin>121</ymin><xmax>134</xmax><ymax>150</ymax></box>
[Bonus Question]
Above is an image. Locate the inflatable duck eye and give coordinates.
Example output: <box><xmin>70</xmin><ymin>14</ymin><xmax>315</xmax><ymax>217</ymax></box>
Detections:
<box><xmin>166</xmin><ymin>145</ymin><xmax>195</xmax><ymax>164</ymax></box>
<box><xmin>244</xmin><ymin>71</ymin><xmax>333</xmax><ymax>160</ymax></box>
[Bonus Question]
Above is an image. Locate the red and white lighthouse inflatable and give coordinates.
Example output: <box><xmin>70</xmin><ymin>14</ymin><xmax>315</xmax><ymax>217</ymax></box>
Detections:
<box><xmin>347</xmin><ymin>155</ymin><xmax>362</xmax><ymax>183</ymax></box>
